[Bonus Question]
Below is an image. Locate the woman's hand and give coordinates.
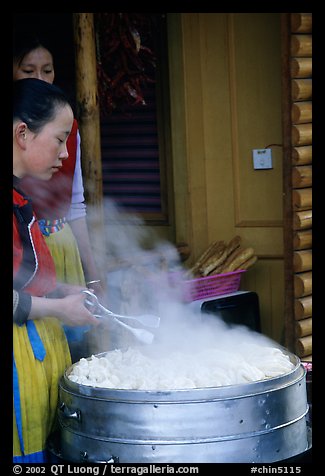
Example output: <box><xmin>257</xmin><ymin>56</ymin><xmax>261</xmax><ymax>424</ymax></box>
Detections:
<box><xmin>50</xmin><ymin>282</ymin><xmax>107</xmax><ymax>305</ymax></box>
<box><xmin>47</xmin><ymin>282</ymin><xmax>89</xmax><ymax>298</ymax></box>
<box><xmin>30</xmin><ymin>292</ymin><xmax>100</xmax><ymax>328</ymax></box>
<box><xmin>54</xmin><ymin>293</ymin><xmax>101</xmax><ymax>327</ymax></box>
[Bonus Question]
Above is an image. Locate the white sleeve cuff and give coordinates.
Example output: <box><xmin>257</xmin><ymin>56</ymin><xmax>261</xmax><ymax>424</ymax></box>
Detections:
<box><xmin>66</xmin><ymin>202</ymin><xmax>87</xmax><ymax>221</ymax></box>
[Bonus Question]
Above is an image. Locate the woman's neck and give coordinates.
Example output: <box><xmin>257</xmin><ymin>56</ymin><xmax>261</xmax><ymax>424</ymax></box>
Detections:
<box><xmin>13</xmin><ymin>158</ymin><xmax>25</xmax><ymax>179</ymax></box>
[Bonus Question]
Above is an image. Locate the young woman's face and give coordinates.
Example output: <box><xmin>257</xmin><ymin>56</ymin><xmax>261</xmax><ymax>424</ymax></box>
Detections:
<box><xmin>20</xmin><ymin>105</ymin><xmax>74</xmax><ymax>180</ymax></box>
<box><xmin>13</xmin><ymin>47</ymin><xmax>55</xmax><ymax>84</ymax></box>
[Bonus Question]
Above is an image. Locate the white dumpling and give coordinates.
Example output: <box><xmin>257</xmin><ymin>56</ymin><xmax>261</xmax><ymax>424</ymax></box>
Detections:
<box><xmin>68</xmin><ymin>343</ymin><xmax>295</xmax><ymax>390</ymax></box>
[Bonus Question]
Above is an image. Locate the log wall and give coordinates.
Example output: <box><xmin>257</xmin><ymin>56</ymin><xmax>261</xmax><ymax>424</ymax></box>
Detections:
<box><xmin>283</xmin><ymin>13</ymin><xmax>312</xmax><ymax>360</ymax></box>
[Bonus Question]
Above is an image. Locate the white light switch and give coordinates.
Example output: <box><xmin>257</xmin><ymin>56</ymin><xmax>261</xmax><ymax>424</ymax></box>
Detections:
<box><xmin>253</xmin><ymin>149</ymin><xmax>273</xmax><ymax>169</ymax></box>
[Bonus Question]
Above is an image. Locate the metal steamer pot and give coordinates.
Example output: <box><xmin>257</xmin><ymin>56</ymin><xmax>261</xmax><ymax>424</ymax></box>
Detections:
<box><xmin>57</xmin><ymin>351</ymin><xmax>309</xmax><ymax>463</ymax></box>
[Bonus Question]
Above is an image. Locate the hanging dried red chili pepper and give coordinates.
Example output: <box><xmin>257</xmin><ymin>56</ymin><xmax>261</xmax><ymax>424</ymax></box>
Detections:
<box><xmin>94</xmin><ymin>13</ymin><xmax>156</xmax><ymax>116</ymax></box>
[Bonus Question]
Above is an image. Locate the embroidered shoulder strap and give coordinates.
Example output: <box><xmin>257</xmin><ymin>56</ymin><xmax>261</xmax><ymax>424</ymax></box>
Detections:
<box><xmin>13</xmin><ymin>199</ymin><xmax>37</xmax><ymax>290</ymax></box>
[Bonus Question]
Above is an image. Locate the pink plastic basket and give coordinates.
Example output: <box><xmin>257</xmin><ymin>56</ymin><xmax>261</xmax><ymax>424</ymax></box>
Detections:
<box><xmin>182</xmin><ymin>269</ymin><xmax>246</xmax><ymax>302</ymax></box>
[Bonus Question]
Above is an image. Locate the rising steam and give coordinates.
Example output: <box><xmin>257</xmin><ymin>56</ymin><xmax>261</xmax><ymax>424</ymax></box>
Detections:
<box><xmin>85</xmin><ymin>198</ymin><xmax>284</xmax><ymax>360</ymax></box>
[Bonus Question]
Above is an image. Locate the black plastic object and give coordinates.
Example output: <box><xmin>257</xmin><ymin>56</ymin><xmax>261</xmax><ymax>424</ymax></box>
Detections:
<box><xmin>201</xmin><ymin>291</ymin><xmax>261</xmax><ymax>332</ymax></box>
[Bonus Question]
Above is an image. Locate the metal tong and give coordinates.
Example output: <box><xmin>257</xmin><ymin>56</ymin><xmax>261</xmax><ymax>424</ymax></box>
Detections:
<box><xmin>82</xmin><ymin>290</ymin><xmax>158</xmax><ymax>345</ymax></box>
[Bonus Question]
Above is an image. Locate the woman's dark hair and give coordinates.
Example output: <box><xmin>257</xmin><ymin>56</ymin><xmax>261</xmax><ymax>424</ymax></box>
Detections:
<box><xmin>13</xmin><ymin>78</ymin><xmax>72</xmax><ymax>133</ymax></box>
<box><xmin>13</xmin><ymin>30</ymin><xmax>54</xmax><ymax>66</ymax></box>
<box><xmin>13</xmin><ymin>28</ymin><xmax>77</xmax><ymax>110</ymax></box>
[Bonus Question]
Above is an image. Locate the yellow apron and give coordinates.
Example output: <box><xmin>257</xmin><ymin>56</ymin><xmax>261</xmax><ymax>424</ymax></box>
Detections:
<box><xmin>44</xmin><ymin>222</ymin><xmax>85</xmax><ymax>286</ymax></box>
<box><xmin>13</xmin><ymin>318</ymin><xmax>71</xmax><ymax>461</ymax></box>
<box><xmin>44</xmin><ymin>223</ymin><xmax>91</xmax><ymax>352</ymax></box>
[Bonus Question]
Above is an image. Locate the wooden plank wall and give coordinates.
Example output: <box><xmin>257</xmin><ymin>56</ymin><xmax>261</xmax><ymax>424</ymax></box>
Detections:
<box><xmin>288</xmin><ymin>13</ymin><xmax>312</xmax><ymax>361</ymax></box>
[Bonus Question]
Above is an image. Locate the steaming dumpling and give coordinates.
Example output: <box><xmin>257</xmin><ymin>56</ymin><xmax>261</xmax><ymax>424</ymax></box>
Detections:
<box><xmin>68</xmin><ymin>345</ymin><xmax>295</xmax><ymax>390</ymax></box>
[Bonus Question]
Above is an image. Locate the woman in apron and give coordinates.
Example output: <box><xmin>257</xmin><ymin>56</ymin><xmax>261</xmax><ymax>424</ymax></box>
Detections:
<box><xmin>13</xmin><ymin>30</ymin><xmax>106</xmax><ymax>361</ymax></box>
<box><xmin>13</xmin><ymin>78</ymin><xmax>99</xmax><ymax>462</ymax></box>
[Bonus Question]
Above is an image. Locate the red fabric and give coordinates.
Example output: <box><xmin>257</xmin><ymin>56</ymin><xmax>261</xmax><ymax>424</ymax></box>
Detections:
<box><xmin>20</xmin><ymin>119</ymin><xmax>78</xmax><ymax>220</ymax></box>
<box><xmin>13</xmin><ymin>188</ymin><xmax>56</xmax><ymax>296</ymax></box>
